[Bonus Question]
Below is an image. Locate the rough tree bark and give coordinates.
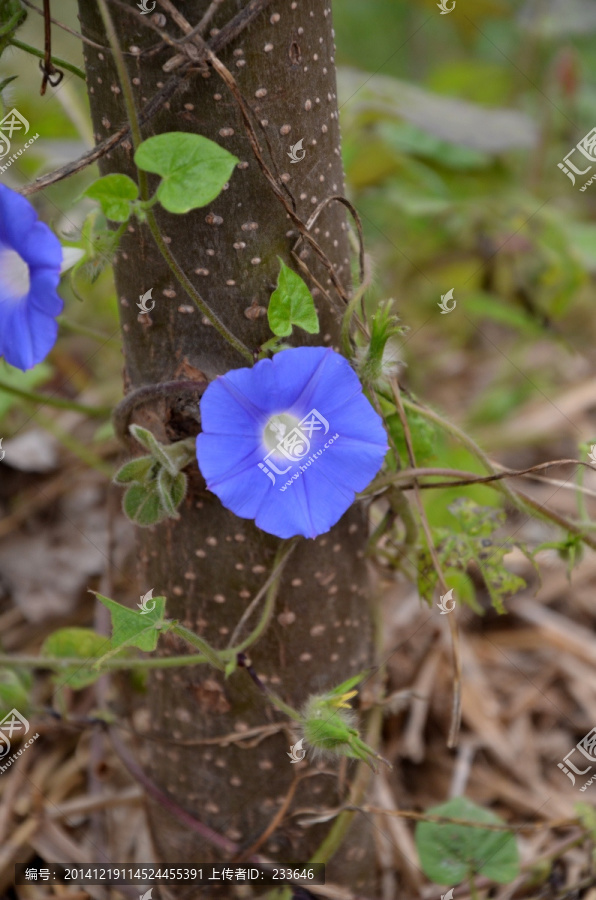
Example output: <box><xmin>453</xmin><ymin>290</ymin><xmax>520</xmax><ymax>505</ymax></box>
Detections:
<box><xmin>78</xmin><ymin>1</ymin><xmax>380</xmax><ymax>894</ymax></box>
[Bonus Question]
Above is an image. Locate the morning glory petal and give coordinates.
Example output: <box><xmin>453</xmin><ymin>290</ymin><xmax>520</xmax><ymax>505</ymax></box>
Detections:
<box><xmin>196</xmin><ymin>346</ymin><xmax>388</xmax><ymax>539</ymax></box>
<box><xmin>0</xmin><ymin>184</ymin><xmax>64</xmax><ymax>370</ymax></box>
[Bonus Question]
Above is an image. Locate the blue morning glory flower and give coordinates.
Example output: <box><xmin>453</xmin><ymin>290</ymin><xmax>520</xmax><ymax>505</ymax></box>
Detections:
<box><xmin>0</xmin><ymin>184</ymin><xmax>64</xmax><ymax>371</ymax></box>
<box><xmin>196</xmin><ymin>347</ymin><xmax>388</xmax><ymax>539</ymax></box>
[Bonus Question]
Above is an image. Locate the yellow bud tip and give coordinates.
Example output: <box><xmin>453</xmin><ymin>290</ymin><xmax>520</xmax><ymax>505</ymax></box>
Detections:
<box><xmin>333</xmin><ymin>689</ymin><xmax>359</xmax><ymax>708</ymax></box>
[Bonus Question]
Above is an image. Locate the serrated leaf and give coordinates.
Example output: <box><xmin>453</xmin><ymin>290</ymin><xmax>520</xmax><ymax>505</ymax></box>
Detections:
<box><xmin>95</xmin><ymin>592</ymin><xmax>166</xmax><ymax>652</ymax></box>
<box><xmin>134</xmin><ymin>132</ymin><xmax>238</xmax><ymax>214</ymax></box>
<box><xmin>83</xmin><ymin>174</ymin><xmax>139</xmax><ymax>222</ymax></box>
<box><xmin>41</xmin><ymin>628</ymin><xmax>111</xmax><ymax>689</ymax></box>
<box><xmin>113</xmin><ymin>455</ymin><xmax>156</xmax><ymax>485</ymax></box>
<box><xmin>415</xmin><ymin>796</ymin><xmax>520</xmax><ymax>885</ymax></box>
<box><xmin>417</xmin><ymin>498</ymin><xmax>529</xmax><ymax>613</ymax></box>
<box><xmin>267</xmin><ymin>259</ymin><xmax>319</xmax><ymax>337</ymax></box>
<box><xmin>123</xmin><ymin>483</ymin><xmax>166</xmax><ymax>526</ymax></box>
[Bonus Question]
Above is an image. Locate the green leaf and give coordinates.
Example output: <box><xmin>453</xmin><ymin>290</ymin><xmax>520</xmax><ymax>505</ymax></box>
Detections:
<box><xmin>134</xmin><ymin>132</ymin><xmax>238</xmax><ymax>214</ymax></box>
<box><xmin>122</xmin><ymin>483</ymin><xmax>166</xmax><ymax>527</ymax></box>
<box><xmin>0</xmin><ymin>668</ymin><xmax>32</xmax><ymax>717</ymax></box>
<box><xmin>83</xmin><ymin>174</ymin><xmax>139</xmax><ymax>223</ymax></box>
<box><xmin>41</xmin><ymin>628</ymin><xmax>110</xmax><ymax>689</ymax></box>
<box><xmin>267</xmin><ymin>259</ymin><xmax>320</xmax><ymax>337</ymax></box>
<box><xmin>129</xmin><ymin>424</ymin><xmax>174</xmax><ymax>473</ymax></box>
<box><xmin>415</xmin><ymin>796</ymin><xmax>520</xmax><ymax>885</ymax></box>
<box><xmin>95</xmin><ymin>591</ymin><xmax>166</xmax><ymax>652</ymax></box>
<box><xmin>113</xmin><ymin>455</ymin><xmax>156</xmax><ymax>485</ymax></box>
<box><xmin>379</xmin><ymin>394</ymin><xmax>438</xmax><ymax>466</ymax></box>
<box><xmin>417</xmin><ymin>498</ymin><xmax>530</xmax><ymax>614</ymax></box>
<box><xmin>157</xmin><ymin>468</ymin><xmax>186</xmax><ymax>515</ymax></box>
<box><xmin>72</xmin><ymin>209</ymin><xmax>123</xmax><ymax>289</ymax></box>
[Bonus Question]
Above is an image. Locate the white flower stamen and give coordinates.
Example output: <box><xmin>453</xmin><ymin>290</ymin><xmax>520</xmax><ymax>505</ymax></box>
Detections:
<box><xmin>0</xmin><ymin>247</ymin><xmax>30</xmax><ymax>300</ymax></box>
<box><xmin>263</xmin><ymin>412</ymin><xmax>299</xmax><ymax>452</ymax></box>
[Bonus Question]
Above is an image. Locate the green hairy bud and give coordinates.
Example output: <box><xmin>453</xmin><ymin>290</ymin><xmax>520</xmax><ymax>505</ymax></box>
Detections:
<box><xmin>300</xmin><ymin>673</ymin><xmax>391</xmax><ymax>772</ymax></box>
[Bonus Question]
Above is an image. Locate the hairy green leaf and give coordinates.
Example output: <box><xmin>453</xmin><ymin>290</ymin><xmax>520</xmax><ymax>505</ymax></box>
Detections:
<box><xmin>123</xmin><ymin>483</ymin><xmax>167</xmax><ymax>527</ymax></box>
<box><xmin>113</xmin><ymin>455</ymin><xmax>156</xmax><ymax>485</ymax></box>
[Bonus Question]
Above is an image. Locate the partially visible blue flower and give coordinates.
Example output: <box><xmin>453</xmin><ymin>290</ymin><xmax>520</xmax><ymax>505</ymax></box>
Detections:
<box><xmin>196</xmin><ymin>347</ymin><xmax>388</xmax><ymax>539</ymax></box>
<box><xmin>0</xmin><ymin>184</ymin><xmax>64</xmax><ymax>371</ymax></box>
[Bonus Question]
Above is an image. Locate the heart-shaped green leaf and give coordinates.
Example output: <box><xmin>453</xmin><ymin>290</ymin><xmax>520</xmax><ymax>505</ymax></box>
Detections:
<box><xmin>134</xmin><ymin>132</ymin><xmax>238</xmax><ymax>213</ymax></box>
<box><xmin>267</xmin><ymin>259</ymin><xmax>320</xmax><ymax>337</ymax></box>
<box><xmin>415</xmin><ymin>796</ymin><xmax>520</xmax><ymax>885</ymax></box>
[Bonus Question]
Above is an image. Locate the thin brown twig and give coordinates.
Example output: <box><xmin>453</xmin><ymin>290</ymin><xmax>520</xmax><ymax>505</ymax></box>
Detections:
<box><xmin>349</xmin><ymin>806</ymin><xmax>577</xmax><ymax>833</ymax></box>
<box><xmin>233</xmin><ymin>774</ymin><xmax>301</xmax><ymax>861</ymax></box>
<box><xmin>176</xmin><ymin>25</ymin><xmax>354</xmax><ymax>310</ymax></box>
<box><xmin>21</xmin><ymin>0</ymin><xmax>275</xmax><ymax>196</ymax></box>
<box><xmin>389</xmin><ymin>376</ymin><xmax>462</xmax><ymax>749</ymax></box>
<box><xmin>366</xmin><ymin>459</ymin><xmax>596</xmax><ymax>495</ymax></box>
<box><xmin>39</xmin><ymin>0</ymin><xmax>63</xmax><ymax>95</ymax></box>
<box><xmin>20</xmin><ymin>0</ymin><xmax>157</xmax><ymax>54</ymax></box>
<box><xmin>290</xmin><ymin>195</ymin><xmax>367</xmax><ymax>319</ymax></box>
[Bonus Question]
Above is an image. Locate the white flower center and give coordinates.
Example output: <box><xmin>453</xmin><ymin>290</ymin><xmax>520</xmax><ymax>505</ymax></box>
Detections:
<box><xmin>263</xmin><ymin>412</ymin><xmax>299</xmax><ymax>452</ymax></box>
<box><xmin>0</xmin><ymin>247</ymin><xmax>30</xmax><ymax>300</ymax></box>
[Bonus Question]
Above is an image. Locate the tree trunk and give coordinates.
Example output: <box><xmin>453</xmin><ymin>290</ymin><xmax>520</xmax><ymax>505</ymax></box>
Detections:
<box><xmin>78</xmin><ymin>1</ymin><xmax>379</xmax><ymax>894</ymax></box>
